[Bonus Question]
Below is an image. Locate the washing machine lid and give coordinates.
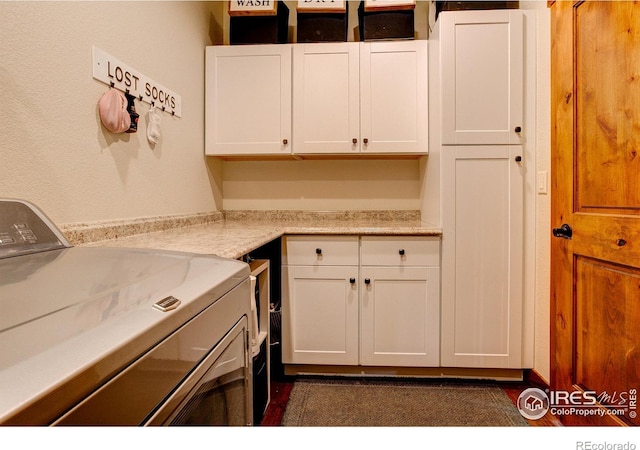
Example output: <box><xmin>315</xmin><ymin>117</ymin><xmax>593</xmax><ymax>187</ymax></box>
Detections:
<box><xmin>0</xmin><ymin>246</ymin><xmax>248</xmax><ymax>366</ymax></box>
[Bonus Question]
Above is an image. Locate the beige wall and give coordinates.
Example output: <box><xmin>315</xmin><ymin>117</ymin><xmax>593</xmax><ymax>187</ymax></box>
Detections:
<box><xmin>0</xmin><ymin>1</ymin><xmax>223</xmax><ymax>226</ymax></box>
<box><xmin>0</xmin><ymin>1</ymin><xmax>428</xmax><ymax>224</ymax></box>
<box><xmin>222</xmin><ymin>159</ymin><xmax>422</xmax><ymax>211</ymax></box>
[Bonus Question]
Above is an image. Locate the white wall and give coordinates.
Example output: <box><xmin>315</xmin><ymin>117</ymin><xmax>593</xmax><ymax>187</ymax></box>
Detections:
<box><xmin>521</xmin><ymin>1</ymin><xmax>551</xmax><ymax>383</ymax></box>
<box><xmin>0</xmin><ymin>1</ymin><xmax>223</xmax><ymax>226</ymax></box>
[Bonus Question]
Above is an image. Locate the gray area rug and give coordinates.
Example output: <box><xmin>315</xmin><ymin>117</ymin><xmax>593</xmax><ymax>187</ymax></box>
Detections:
<box><xmin>281</xmin><ymin>377</ymin><xmax>528</xmax><ymax>427</ymax></box>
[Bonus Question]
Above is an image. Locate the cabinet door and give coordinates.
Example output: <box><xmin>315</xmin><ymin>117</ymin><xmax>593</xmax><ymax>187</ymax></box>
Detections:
<box><xmin>360</xmin><ymin>41</ymin><xmax>428</xmax><ymax>154</ymax></box>
<box><xmin>292</xmin><ymin>43</ymin><xmax>360</xmax><ymax>155</ymax></box>
<box><xmin>440</xmin><ymin>10</ymin><xmax>523</xmax><ymax>145</ymax></box>
<box><xmin>440</xmin><ymin>146</ymin><xmax>524</xmax><ymax>368</ymax></box>
<box><xmin>360</xmin><ymin>266</ymin><xmax>440</xmax><ymax>367</ymax></box>
<box><xmin>282</xmin><ymin>265</ymin><xmax>359</xmax><ymax>365</ymax></box>
<box><xmin>205</xmin><ymin>45</ymin><xmax>292</xmax><ymax>156</ymax></box>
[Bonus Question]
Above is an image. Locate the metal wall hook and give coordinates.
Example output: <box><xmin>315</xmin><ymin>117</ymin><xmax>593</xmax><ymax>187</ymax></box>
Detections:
<box><xmin>93</xmin><ymin>47</ymin><xmax>181</xmax><ymax>117</ymax></box>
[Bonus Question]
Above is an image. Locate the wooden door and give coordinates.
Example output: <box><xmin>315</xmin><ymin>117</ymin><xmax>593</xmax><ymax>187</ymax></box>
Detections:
<box><xmin>551</xmin><ymin>0</ymin><xmax>640</xmax><ymax>426</ymax></box>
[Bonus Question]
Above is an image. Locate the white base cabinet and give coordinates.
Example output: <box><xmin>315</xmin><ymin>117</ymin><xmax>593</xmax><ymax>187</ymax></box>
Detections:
<box><xmin>282</xmin><ymin>264</ymin><xmax>360</xmax><ymax>365</ymax></box>
<box><xmin>360</xmin><ymin>237</ymin><xmax>440</xmax><ymax>367</ymax></box>
<box><xmin>282</xmin><ymin>236</ymin><xmax>359</xmax><ymax>365</ymax></box>
<box><xmin>282</xmin><ymin>236</ymin><xmax>440</xmax><ymax>368</ymax></box>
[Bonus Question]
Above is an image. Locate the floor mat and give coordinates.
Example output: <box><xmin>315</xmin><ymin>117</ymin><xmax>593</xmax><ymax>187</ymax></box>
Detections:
<box><xmin>281</xmin><ymin>377</ymin><xmax>528</xmax><ymax>427</ymax></box>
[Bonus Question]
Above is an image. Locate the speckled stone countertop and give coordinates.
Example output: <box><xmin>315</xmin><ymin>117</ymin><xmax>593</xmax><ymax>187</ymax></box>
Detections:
<box><xmin>72</xmin><ymin>210</ymin><xmax>441</xmax><ymax>260</ymax></box>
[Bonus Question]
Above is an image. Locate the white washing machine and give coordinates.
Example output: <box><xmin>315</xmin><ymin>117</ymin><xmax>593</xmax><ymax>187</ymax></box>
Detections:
<box><xmin>0</xmin><ymin>199</ymin><xmax>253</xmax><ymax>425</ymax></box>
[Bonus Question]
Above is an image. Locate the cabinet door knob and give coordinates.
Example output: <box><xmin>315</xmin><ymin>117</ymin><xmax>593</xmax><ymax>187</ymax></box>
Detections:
<box><xmin>283</xmin><ymin>138</ymin><xmax>288</xmax><ymax>145</ymax></box>
<box><xmin>515</xmin><ymin>126</ymin><xmax>522</xmax><ymax>133</ymax></box>
<box><xmin>364</xmin><ymin>278</ymin><xmax>371</xmax><ymax>285</ymax></box>
<box><xmin>515</xmin><ymin>156</ymin><xmax>522</xmax><ymax>162</ymax></box>
<box><xmin>316</xmin><ymin>248</ymin><xmax>322</xmax><ymax>255</ymax></box>
<box><xmin>350</xmin><ymin>277</ymin><xmax>356</xmax><ymax>284</ymax></box>
<box><xmin>352</xmin><ymin>138</ymin><xmax>358</xmax><ymax>144</ymax></box>
<box><xmin>363</xmin><ymin>138</ymin><xmax>369</xmax><ymax>144</ymax></box>
<box><xmin>399</xmin><ymin>249</ymin><xmax>405</xmax><ymax>256</ymax></box>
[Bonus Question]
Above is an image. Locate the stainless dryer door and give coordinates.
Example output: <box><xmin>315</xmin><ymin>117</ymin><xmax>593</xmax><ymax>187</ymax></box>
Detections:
<box><xmin>147</xmin><ymin>317</ymin><xmax>252</xmax><ymax>426</ymax></box>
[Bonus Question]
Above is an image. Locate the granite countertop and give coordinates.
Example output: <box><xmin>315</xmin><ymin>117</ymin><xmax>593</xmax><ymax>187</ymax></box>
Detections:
<box><xmin>78</xmin><ymin>212</ymin><xmax>441</xmax><ymax>260</ymax></box>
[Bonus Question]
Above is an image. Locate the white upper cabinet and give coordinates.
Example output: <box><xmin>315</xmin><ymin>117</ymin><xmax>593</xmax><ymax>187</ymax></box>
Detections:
<box><xmin>440</xmin><ymin>10</ymin><xmax>523</xmax><ymax>145</ymax></box>
<box><xmin>206</xmin><ymin>41</ymin><xmax>427</xmax><ymax>157</ymax></box>
<box><xmin>205</xmin><ymin>45</ymin><xmax>292</xmax><ymax>156</ymax></box>
<box><xmin>293</xmin><ymin>40</ymin><xmax>428</xmax><ymax>155</ymax></box>
<box><xmin>360</xmin><ymin>41</ymin><xmax>428</xmax><ymax>154</ymax></box>
<box><xmin>292</xmin><ymin>43</ymin><xmax>361</xmax><ymax>155</ymax></box>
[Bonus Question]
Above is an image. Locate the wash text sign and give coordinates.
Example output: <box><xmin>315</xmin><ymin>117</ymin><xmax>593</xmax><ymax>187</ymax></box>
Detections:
<box><xmin>229</xmin><ymin>0</ymin><xmax>278</xmax><ymax>15</ymax></box>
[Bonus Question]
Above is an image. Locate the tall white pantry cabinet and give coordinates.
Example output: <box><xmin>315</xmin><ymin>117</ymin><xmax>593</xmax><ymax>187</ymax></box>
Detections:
<box><xmin>432</xmin><ymin>9</ymin><xmax>533</xmax><ymax>369</ymax></box>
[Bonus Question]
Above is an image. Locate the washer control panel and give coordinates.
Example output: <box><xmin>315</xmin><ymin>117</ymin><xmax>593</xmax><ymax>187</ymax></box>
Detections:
<box><xmin>0</xmin><ymin>199</ymin><xmax>69</xmax><ymax>259</ymax></box>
